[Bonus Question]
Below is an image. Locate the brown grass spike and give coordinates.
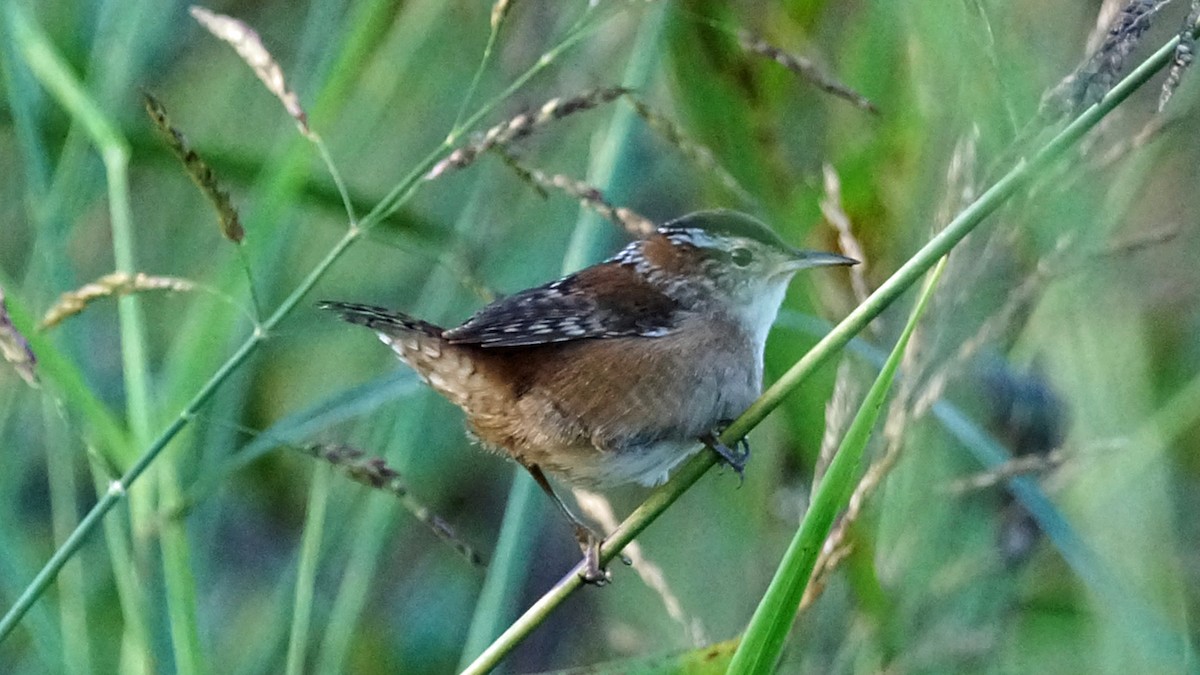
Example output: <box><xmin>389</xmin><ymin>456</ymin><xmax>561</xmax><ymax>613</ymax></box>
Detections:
<box><xmin>426</xmin><ymin>86</ymin><xmax>629</xmax><ymax>180</ymax></box>
<box><xmin>1042</xmin><ymin>0</ymin><xmax>1170</xmax><ymax>118</ymax></box>
<box><xmin>189</xmin><ymin>5</ymin><xmax>311</xmax><ymax>135</ymax></box>
<box><xmin>143</xmin><ymin>92</ymin><xmax>244</xmax><ymax>243</ymax></box>
<box><xmin>737</xmin><ymin>31</ymin><xmax>878</xmax><ymax>114</ymax></box>
<box><xmin>1160</xmin><ymin>2</ymin><xmax>1200</xmax><ymax>111</ymax></box>
<box><xmin>40</xmin><ymin>273</ymin><xmax>196</xmax><ymax>330</ymax></box>
<box><xmin>820</xmin><ymin>164</ymin><xmax>871</xmax><ymax>305</ymax></box>
<box><xmin>496</xmin><ymin>148</ymin><xmax>656</xmax><ymax>237</ymax></box>
<box><xmin>0</xmin><ymin>286</ymin><xmax>38</xmax><ymax>387</ymax></box>
<box><xmin>302</xmin><ymin>443</ymin><xmax>486</xmax><ymax>567</ymax></box>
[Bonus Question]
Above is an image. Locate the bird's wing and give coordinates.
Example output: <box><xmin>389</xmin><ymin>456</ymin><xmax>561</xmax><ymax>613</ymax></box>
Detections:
<box><xmin>443</xmin><ymin>263</ymin><xmax>682</xmax><ymax>347</ymax></box>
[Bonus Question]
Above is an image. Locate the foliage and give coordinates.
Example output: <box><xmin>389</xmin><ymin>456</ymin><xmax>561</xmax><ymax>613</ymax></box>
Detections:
<box><xmin>1</xmin><ymin>1</ymin><xmax>1198</xmax><ymax>673</ymax></box>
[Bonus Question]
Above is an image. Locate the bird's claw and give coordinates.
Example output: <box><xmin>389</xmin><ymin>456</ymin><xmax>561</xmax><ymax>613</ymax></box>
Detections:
<box><xmin>703</xmin><ymin>431</ymin><xmax>751</xmax><ymax>484</ymax></box>
<box><xmin>573</xmin><ymin>526</ymin><xmax>634</xmax><ymax>585</ymax></box>
<box><xmin>575</xmin><ymin>526</ymin><xmax>612</xmax><ymax>585</ymax></box>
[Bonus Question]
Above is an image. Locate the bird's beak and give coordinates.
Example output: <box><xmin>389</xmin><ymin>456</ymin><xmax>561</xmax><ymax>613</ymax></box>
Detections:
<box><xmin>787</xmin><ymin>250</ymin><xmax>859</xmax><ymax>271</ymax></box>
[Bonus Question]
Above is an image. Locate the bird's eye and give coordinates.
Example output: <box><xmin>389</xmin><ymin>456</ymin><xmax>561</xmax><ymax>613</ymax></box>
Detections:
<box><xmin>730</xmin><ymin>247</ymin><xmax>754</xmax><ymax>267</ymax></box>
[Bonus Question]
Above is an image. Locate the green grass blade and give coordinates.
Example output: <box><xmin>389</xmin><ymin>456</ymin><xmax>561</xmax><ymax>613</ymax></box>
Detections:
<box><xmin>4</xmin><ymin>4</ymin><xmax>178</xmax><ymax>667</ymax></box>
<box><xmin>728</xmin><ymin>256</ymin><xmax>947</xmax><ymax>673</ymax></box>
<box><xmin>43</xmin><ymin>402</ymin><xmax>90</xmax><ymax>675</ymax></box>
<box><xmin>286</xmin><ymin>464</ymin><xmax>331</xmax><ymax>675</ymax></box>
<box><xmin>183</xmin><ymin>370</ymin><xmax>420</xmax><ymax>509</ymax></box>
<box><xmin>159</xmin><ymin>463</ymin><xmax>204</xmax><ymax>675</ymax></box>
<box><xmin>458</xmin><ymin>5</ymin><xmax>669</xmax><ymax>670</ymax></box>
<box><xmin>85</xmin><ymin>455</ymin><xmax>155</xmax><ymax>675</ymax></box>
<box><xmin>456</xmin><ymin>468</ymin><xmax>544</xmax><ymax>670</ymax></box>
<box><xmin>463</xmin><ymin>21</ymin><xmax>1193</xmax><ymax>670</ymax></box>
<box><xmin>777</xmin><ymin>310</ymin><xmax>1101</xmax><ymax>590</ymax></box>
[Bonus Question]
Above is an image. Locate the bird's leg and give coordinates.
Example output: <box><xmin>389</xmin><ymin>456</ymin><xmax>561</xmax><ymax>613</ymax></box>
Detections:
<box><xmin>524</xmin><ymin>464</ymin><xmax>611</xmax><ymax>585</ymax></box>
<box><xmin>701</xmin><ymin>423</ymin><xmax>751</xmax><ymax>483</ymax></box>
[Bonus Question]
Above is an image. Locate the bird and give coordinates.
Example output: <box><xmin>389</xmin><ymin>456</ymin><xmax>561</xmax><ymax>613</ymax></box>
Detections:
<box><xmin>320</xmin><ymin>209</ymin><xmax>856</xmax><ymax>582</ymax></box>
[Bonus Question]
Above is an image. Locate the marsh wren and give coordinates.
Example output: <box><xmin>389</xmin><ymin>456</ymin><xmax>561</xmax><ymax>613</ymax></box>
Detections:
<box><xmin>321</xmin><ymin>210</ymin><xmax>855</xmax><ymax>582</ymax></box>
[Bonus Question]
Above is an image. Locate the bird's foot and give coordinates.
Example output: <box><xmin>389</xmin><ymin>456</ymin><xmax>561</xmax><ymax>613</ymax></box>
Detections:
<box><xmin>572</xmin><ymin>525</ymin><xmax>633</xmax><ymax>585</ymax></box>
<box><xmin>702</xmin><ymin>428</ymin><xmax>751</xmax><ymax>484</ymax></box>
<box><xmin>523</xmin><ymin>463</ymin><xmax>630</xmax><ymax>585</ymax></box>
<box><xmin>575</xmin><ymin>525</ymin><xmax>610</xmax><ymax>585</ymax></box>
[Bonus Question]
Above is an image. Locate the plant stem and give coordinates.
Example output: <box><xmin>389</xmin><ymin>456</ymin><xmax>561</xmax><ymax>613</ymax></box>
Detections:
<box><xmin>0</xmin><ymin>226</ymin><xmax>357</xmax><ymax>642</ymax></box>
<box><xmin>456</xmin><ymin>467</ymin><xmax>542</xmax><ymax>669</ymax></box>
<box><xmin>461</xmin><ymin>25</ymin><xmax>1192</xmax><ymax>674</ymax></box>
<box><xmin>286</xmin><ymin>464</ymin><xmax>331</xmax><ymax>675</ymax></box>
<box><xmin>728</xmin><ymin>257</ymin><xmax>947</xmax><ymax>674</ymax></box>
<box><xmin>6</xmin><ymin>2</ymin><xmax>173</xmax><ymax>664</ymax></box>
<box><xmin>458</xmin><ymin>5</ymin><xmax>668</xmax><ymax>669</ymax></box>
<box><xmin>0</xmin><ymin>0</ymin><xmax>607</xmax><ymax>648</ymax></box>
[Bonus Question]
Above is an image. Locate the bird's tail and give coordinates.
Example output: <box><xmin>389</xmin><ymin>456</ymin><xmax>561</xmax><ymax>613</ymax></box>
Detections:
<box><xmin>317</xmin><ymin>301</ymin><xmax>444</xmax><ymax>338</ymax></box>
<box><xmin>319</xmin><ymin>301</ymin><xmax>484</xmax><ymax>410</ymax></box>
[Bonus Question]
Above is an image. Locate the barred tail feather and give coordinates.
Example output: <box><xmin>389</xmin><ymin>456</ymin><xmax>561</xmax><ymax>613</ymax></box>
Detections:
<box><xmin>320</xmin><ymin>300</ymin><xmax>481</xmax><ymax>409</ymax></box>
<box><xmin>317</xmin><ymin>301</ymin><xmax>444</xmax><ymax>337</ymax></box>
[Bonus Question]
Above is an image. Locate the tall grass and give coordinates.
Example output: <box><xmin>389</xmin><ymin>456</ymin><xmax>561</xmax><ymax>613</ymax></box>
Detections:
<box><xmin>1</xmin><ymin>1</ymin><xmax>1198</xmax><ymax>673</ymax></box>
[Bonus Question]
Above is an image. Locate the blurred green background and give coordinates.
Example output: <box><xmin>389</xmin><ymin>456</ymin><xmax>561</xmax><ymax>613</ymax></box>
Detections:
<box><xmin>1</xmin><ymin>0</ymin><xmax>1198</xmax><ymax>673</ymax></box>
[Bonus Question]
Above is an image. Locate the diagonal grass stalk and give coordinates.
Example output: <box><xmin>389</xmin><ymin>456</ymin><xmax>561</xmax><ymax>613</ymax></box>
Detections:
<box><xmin>313</xmin><ymin>185</ymin><xmax>490</xmax><ymax>673</ymax></box>
<box><xmin>0</xmin><ymin>4</ymin><xmax>612</xmax><ymax>645</ymax></box>
<box><xmin>776</xmin><ymin>310</ymin><xmax>1106</xmax><ymax>603</ymax></box>
<box><xmin>728</xmin><ymin>256</ymin><xmax>948</xmax><ymax>673</ymax></box>
<box><xmin>460</xmin><ymin>22</ymin><xmax>1198</xmax><ymax>674</ymax></box>
<box><xmin>457</xmin><ymin>4</ymin><xmax>669</xmax><ymax>667</ymax></box>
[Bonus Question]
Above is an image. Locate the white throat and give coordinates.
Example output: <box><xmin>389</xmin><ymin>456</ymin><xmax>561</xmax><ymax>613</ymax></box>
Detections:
<box><xmin>732</xmin><ymin>277</ymin><xmax>792</xmax><ymax>361</ymax></box>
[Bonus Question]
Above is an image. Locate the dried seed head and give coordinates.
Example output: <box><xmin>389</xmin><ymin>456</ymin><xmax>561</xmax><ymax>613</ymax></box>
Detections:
<box><xmin>1043</xmin><ymin>0</ymin><xmax>1169</xmax><ymax>117</ymax></box>
<box><xmin>737</xmin><ymin>31</ymin><xmax>878</xmax><ymax>114</ymax></box>
<box><xmin>491</xmin><ymin>0</ymin><xmax>515</xmax><ymax>31</ymax></box>
<box><xmin>0</xmin><ymin>286</ymin><xmax>38</xmax><ymax>387</ymax></box>
<box><xmin>496</xmin><ymin>149</ymin><xmax>655</xmax><ymax>237</ymax></box>
<box><xmin>144</xmin><ymin>92</ymin><xmax>244</xmax><ymax>243</ymax></box>
<box><xmin>624</xmin><ymin>95</ymin><xmax>751</xmax><ymax>203</ymax></box>
<box><xmin>819</xmin><ymin>164</ymin><xmax>870</xmax><ymax>305</ymax></box>
<box><xmin>1160</xmin><ymin>6</ymin><xmax>1199</xmax><ymax>112</ymax></box>
<box><xmin>40</xmin><ymin>273</ymin><xmax>196</xmax><ymax>330</ymax></box>
<box><xmin>302</xmin><ymin>443</ymin><xmax>485</xmax><ymax>566</ymax></box>
<box><xmin>190</xmin><ymin>6</ymin><xmax>310</xmax><ymax>135</ymax></box>
<box><xmin>308</xmin><ymin>443</ymin><xmax>403</xmax><ymax>489</ymax></box>
<box><xmin>426</xmin><ymin>86</ymin><xmax>628</xmax><ymax>180</ymax></box>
